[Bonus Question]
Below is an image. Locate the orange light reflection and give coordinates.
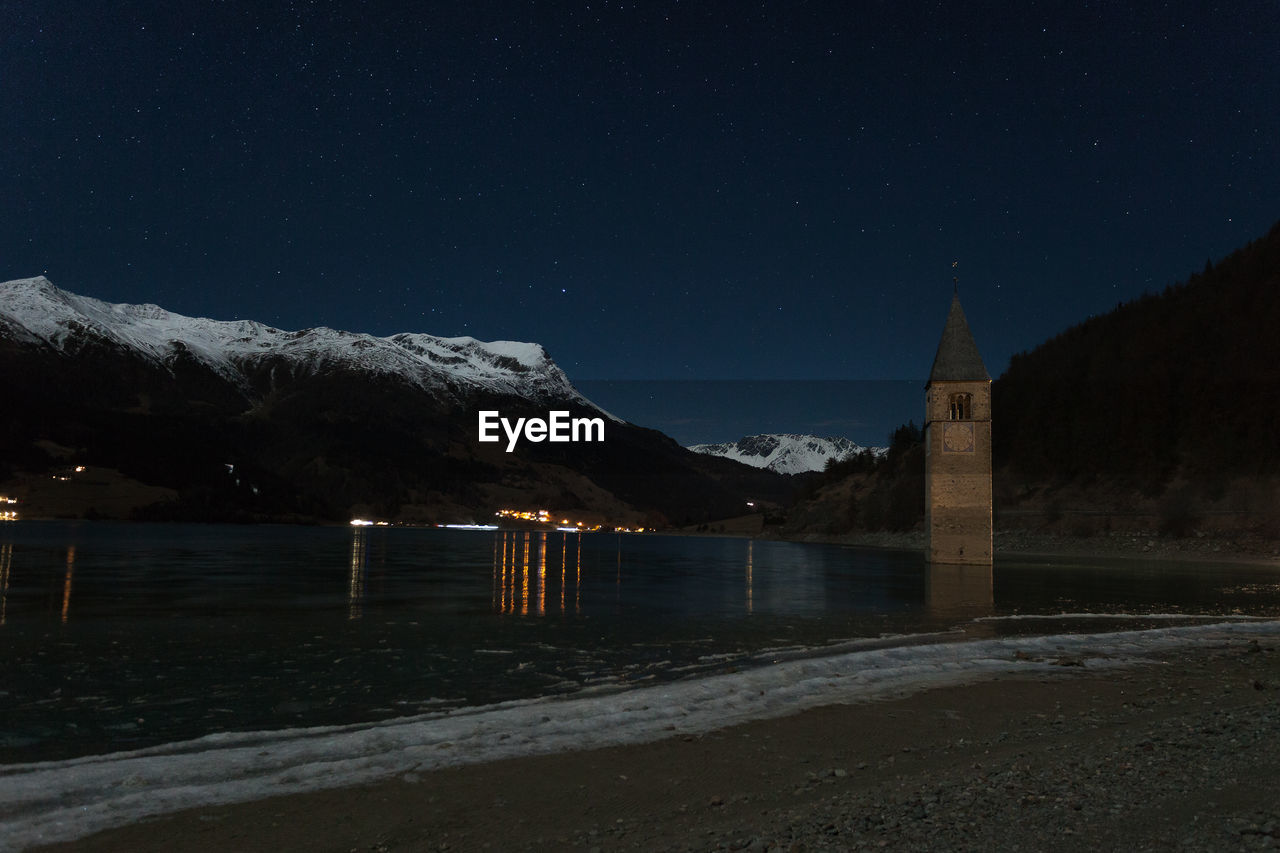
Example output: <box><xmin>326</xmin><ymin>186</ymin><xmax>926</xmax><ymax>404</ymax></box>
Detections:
<box><xmin>521</xmin><ymin>532</ymin><xmax>530</xmax><ymax>616</ymax></box>
<box><xmin>61</xmin><ymin>545</ymin><xmax>76</xmax><ymax>624</ymax></box>
<box><xmin>537</xmin><ymin>531</ymin><xmax>546</xmax><ymax>616</ymax></box>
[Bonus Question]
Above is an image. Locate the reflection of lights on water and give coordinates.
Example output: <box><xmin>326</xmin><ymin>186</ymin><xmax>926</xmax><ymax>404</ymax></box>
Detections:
<box><xmin>745</xmin><ymin>540</ymin><xmax>754</xmax><ymax>615</ymax></box>
<box><xmin>521</xmin><ymin>532</ymin><xmax>530</xmax><ymax>616</ymax></box>
<box><xmin>503</xmin><ymin>532</ymin><xmax>512</xmax><ymax>613</ymax></box>
<box><xmin>493</xmin><ymin>532</ymin><xmax>505</xmax><ymax>613</ymax></box>
<box><xmin>492</xmin><ymin>531</ymin><xmax>585</xmax><ymax>617</ymax></box>
<box><xmin>492</xmin><ymin>533</ymin><xmax>500</xmax><ymax>611</ymax></box>
<box><xmin>537</xmin><ymin>531</ymin><xmax>546</xmax><ymax>616</ymax></box>
<box><xmin>348</xmin><ymin>528</ymin><xmax>366</xmax><ymax>620</ymax></box>
<box><xmin>61</xmin><ymin>545</ymin><xmax>76</xmax><ymax>624</ymax></box>
<box><xmin>0</xmin><ymin>543</ymin><xmax>10</xmax><ymax>625</ymax></box>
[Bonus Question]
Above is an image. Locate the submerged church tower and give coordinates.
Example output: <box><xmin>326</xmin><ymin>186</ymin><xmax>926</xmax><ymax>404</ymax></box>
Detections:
<box><xmin>924</xmin><ymin>292</ymin><xmax>992</xmax><ymax>565</ymax></box>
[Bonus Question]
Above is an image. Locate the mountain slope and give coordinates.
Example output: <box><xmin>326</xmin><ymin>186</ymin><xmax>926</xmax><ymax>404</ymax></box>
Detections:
<box><xmin>1</xmin><ymin>276</ymin><xmax>597</xmax><ymax>405</ymax></box>
<box><xmin>993</xmin><ymin>218</ymin><xmax>1280</xmax><ymax>491</ymax></box>
<box><xmin>0</xmin><ymin>277</ymin><xmax>789</xmax><ymax>524</ymax></box>
<box><xmin>688</xmin><ymin>434</ymin><xmax>884</xmax><ymax>475</ymax></box>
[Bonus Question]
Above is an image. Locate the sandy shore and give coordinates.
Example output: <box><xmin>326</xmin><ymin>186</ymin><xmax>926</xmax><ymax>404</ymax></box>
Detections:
<box><xmin>32</xmin><ymin>636</ymin><xmax>1280</xmax><ymax>853</ymax></box>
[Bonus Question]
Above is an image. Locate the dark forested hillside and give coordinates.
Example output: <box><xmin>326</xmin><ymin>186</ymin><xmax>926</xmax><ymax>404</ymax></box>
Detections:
<box><xmin>994</xmin><ymin>219</ymin><xmax>1280</xmax><ymax>495</ymax></box>
<box><xmin>783</xmin><ymin>220</ymin><xmax>1280</xmax><ymax>541</ymax></box>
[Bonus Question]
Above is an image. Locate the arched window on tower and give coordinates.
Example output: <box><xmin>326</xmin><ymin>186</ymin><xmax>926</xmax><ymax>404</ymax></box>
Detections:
<box><xmin>948</xmin><ymin>393</ymin><xmax>972</xmax><ymax>420</ymax></box>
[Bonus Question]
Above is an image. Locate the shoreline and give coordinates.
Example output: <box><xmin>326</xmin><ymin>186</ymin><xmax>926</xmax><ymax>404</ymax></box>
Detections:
<box><xmin>28</xmin><ymin>633</ymin><xmax>1280</xmax><ymax>852</ymax></box>
<box><xmin>779</xmin><ymin>527</ymin><xmax>1280</xmax><ymax>567</ymax></box>
<box><xmin>5</xmin><ymin>524</ymin><xmax>1280</xmax><ymax>850</ymax></box>
<box><xmin>10</xmin><ymin>517</ymin><xmax>1279</xmax><ymax>568</ymax></box>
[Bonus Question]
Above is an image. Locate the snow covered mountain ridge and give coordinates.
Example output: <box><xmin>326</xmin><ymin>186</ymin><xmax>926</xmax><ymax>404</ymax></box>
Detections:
<box><xmin>687</xmin><ymin>433</ymin><xmax>885</xmax><ymax>475</ymax></box>
<box><xmin>0</xmin><ymin>276</ymin><xmax>601</xmax><ymax>408</ymax></box>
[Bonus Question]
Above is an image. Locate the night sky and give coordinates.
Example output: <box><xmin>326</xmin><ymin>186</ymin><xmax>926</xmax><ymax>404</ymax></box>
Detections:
<box><xmin>4</xmin><ymin>2</ymin><xmax>1278</xmax><ymax>444</ymax></box>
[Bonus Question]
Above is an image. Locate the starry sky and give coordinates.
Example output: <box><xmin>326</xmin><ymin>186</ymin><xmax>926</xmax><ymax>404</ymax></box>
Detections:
<box><xmin>3</xmin><ymin>2</ymin><xmax>1278</xmax><ymax>444</ymax></box>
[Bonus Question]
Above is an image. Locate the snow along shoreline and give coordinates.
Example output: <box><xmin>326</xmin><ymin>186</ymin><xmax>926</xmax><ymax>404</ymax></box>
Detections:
<box><xmin>4</xmin><ymin>620</ymin><xmax>1280</xmax><ymax>851</ymax></box>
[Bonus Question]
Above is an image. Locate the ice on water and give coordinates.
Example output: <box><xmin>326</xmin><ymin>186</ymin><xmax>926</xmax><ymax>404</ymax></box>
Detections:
<box><xmin>3</xmin><ymin>620</ymin><xmax>1278</xmax><ymax>851</ymax></box>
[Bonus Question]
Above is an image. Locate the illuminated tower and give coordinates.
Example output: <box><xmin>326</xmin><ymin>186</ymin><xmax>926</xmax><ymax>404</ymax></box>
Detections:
<box><xmin>924</xmin><ymin>291</ymin><xmax>992</xmax><ymax>565</ymax></box>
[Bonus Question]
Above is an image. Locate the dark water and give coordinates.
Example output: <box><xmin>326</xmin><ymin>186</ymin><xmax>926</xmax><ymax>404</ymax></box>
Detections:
<box><xmin>1</xmin><ymin>521</ymin><xmax>1278</xmax><ymax>762</ymax></box>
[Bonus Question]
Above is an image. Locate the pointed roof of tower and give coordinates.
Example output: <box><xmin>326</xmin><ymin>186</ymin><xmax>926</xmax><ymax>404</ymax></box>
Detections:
<box><xmin>928</xmin><ymin>293</ymin><xmax>989</xmax><ymax>382</ymax></box>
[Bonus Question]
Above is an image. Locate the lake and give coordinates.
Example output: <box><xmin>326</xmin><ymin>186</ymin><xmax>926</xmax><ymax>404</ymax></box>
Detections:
<box><xmin>3</xmin><ymin>520</ymin><xmax>1279</xmax><ymax>765</ymax></box>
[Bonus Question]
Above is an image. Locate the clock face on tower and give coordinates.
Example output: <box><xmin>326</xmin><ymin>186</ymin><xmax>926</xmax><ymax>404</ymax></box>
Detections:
<box><xmin>942</xmin><ymin>421</ymin><xmax>975</xmax><ymax>453</ymax></box>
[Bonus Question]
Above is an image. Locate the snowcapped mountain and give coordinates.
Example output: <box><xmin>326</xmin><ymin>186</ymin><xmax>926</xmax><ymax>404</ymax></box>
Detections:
<box><xmin>0</xmin><ymin>276</ymin><xmax>601</xmax><ymax>409</ymax></box>
<box><xmin>688</xmin><ymin>434</ymin><xmax>885</xmax><ymax>475</ymax></box>
<box><xmin>0</xmin><ymin>276</ymin><xmax>792</xmax><ymax>525</ymax></box>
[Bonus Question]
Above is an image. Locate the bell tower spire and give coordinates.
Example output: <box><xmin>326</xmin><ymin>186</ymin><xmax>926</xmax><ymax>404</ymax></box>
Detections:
<box><xmin>924</xmin><ymin>283</ymin><xmax>992</xmax><ymax>565</ymax></box>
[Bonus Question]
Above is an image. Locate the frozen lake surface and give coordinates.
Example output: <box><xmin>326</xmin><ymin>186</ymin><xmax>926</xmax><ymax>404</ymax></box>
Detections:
<box><xmin>2</xmin><ymin>521</ymin><xmax>1279</xmax><ymax>848</ymax></box>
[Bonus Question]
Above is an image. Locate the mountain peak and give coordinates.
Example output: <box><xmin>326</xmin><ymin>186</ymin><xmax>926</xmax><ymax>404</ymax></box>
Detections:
<box><xmin>688</xmin><ymin>433</ymin><xmax>885</xmax><ymax>475</ymax></box>
<box><xmin>0</xmin><ymin>277</ymin><xmax>599</xmax><ymax>409</ymax></box>
<box><xmin>4</xmin><ymin>275</ymin><xmax>72</xmax><ymax>306</ymax></box>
